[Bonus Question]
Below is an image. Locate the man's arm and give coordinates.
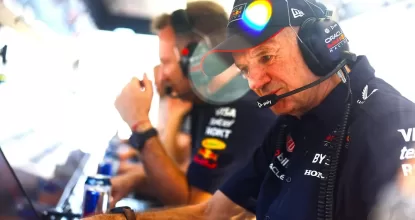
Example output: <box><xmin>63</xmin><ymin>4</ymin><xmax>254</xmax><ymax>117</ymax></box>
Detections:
<box><xmin>83</xmin><ymin>191</ymin><xmax>255</xmax><ymax>220</ymax></box>
<box><xmin>135</xmin><ymin>121</ymin><xmax>190</xmax><ymax>205</ymax></box>
<box><xmin>163</xmin><ymin>112</ymin><xmax>191</xmax><ymax>170</ymax></box>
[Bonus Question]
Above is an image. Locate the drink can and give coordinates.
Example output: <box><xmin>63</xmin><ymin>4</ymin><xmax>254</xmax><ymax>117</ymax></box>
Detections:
<box><xmin>82</xmin><ymin>175</ymin><xmax>111</xmax><ymax>217</ymax></box>
<box><xmin>97</xmin><ymin>160</ymin><xmax>112</xmax><ymax>176</ymax></box>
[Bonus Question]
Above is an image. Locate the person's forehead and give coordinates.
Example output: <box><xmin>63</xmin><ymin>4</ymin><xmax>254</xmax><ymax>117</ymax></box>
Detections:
<box><xmin>232</xmin><ymin>38</ymin><xmax>280</xmax><ymax>59</ymax></box>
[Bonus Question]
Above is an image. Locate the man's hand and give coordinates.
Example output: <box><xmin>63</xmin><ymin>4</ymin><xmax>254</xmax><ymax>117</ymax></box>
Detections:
<box><xmin>117</xmin><ymin>161</ymin><xmax>140</xmax><ymax>175</ymax></box>
<box><xmin>115</xmin><ymin>74</ymin><xmax>153</xmax><ymax>128</ymax></box>
<box><xmin>167</xmin><ymin>97</ymin><xmax>192</xmax><ymax>118</ymax></box>
<box><xmin>110</xmin><ymin>165</ymin><xmax>145</xmax><ymax>208</ymax></box>
<box><xmin>117</xmin><ymin>145</ymin><xmax>139</xmax><ymax>162</ymax></box>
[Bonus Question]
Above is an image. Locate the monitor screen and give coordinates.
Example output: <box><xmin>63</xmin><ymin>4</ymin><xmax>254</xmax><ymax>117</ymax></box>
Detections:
<box><xmin>0</xmin><ymin>139</ymin><xmax>89</xmax><ymax>212</ymax></box>
<box><xmin>0</xmin><ymin>148</ymin><xmax>39</xmax><ymax>220</ymax></box>
<box><xmin>0</xmin><ymin>43</ymin><xmax>91</xmax><ymax>212</ymax></box>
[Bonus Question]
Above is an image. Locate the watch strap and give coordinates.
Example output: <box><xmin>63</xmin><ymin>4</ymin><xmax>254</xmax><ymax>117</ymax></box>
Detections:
<box><xmin>109</xmin><ymin>206</ymin><xmax>135</xmax><ymax>220</ymax></box>
<box><xmin>129</xmin><ymin>128</ymin><xmax>158</xmax><ymax>151</ymax></box>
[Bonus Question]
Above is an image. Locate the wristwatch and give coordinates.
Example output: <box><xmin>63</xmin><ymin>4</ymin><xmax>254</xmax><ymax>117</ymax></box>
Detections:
<box><xmin>128</xmin><ymin>127</ymin><xmax>158</xmax><ymax>151</ymax></box>
<box><xmin>109</xmin><ymin>206</ymin><xmax>135</xmax><ymax>220</ymax></box>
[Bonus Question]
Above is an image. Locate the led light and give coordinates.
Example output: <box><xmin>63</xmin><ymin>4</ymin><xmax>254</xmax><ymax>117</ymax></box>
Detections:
<box><xmin>242</xmin><ymin>1</ymin><xmax>272</xmax><ymax>31</ymax></box>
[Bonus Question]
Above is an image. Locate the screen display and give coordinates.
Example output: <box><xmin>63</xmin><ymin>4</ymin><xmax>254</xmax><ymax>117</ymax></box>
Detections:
<box><xmin>0</xmin><ymin>149</ymin><xmax>39</xmax><ymax>220</ymax></box>
<box><xmin>1</xmin><ymin>140</ymin><xmax>89</xmax><ymax>212</ymax></box>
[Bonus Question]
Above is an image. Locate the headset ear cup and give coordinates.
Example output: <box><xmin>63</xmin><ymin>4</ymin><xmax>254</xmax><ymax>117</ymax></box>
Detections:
<box><xmin>311</xmin><ymin>19</ymin><xmax>350</xmax><ymax>72</ymax></box>
<box><xmin>298</xmin><ymin>18</ymin><xmax>326</xmax><ymax>76</ymax></box>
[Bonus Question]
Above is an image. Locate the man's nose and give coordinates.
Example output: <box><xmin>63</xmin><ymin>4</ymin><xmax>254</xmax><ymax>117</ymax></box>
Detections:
<box><xmin>247</xmin><ymin>67</ymin><xmax>270</xmax><ymax>90</ymax></box>
<box><xmin>160</xmin><ymin>66</ymin><xmax>170</xmax><ymax>81</ymax></box>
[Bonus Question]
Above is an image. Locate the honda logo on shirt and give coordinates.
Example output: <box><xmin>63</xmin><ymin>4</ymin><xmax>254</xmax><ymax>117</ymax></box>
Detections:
<box><xmin>304</xmin><ymin>170</ymin><xmax>325</xmax><ymax>179</ymax></box>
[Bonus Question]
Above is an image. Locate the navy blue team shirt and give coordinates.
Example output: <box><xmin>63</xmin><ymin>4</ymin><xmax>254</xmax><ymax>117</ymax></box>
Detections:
<box><xmin>220</xmin><ymin>56</ymin><xmax>415</xmax><ymax>220</ymax></box>
<box><xmin>186</xmin><ymin>90</ymin><xmax>277</xmax><ymax>194</ymax></box>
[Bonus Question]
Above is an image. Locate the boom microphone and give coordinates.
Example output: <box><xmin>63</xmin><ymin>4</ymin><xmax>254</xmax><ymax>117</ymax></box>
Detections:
<box><xmin>256</xmin><ymin>59</ymin><xmax>349</xmax><ymax>109</ymax></box>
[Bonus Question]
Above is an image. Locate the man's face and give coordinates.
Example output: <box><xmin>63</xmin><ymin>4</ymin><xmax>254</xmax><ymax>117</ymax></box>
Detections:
<box><xmin>232</xmin><ymin>28</ymin><xmax>322</xmax><ymax>116</ymax></box>
<box><xmin>158</xmin><ymin>26</ymin><xmax>193</xmax><ymax>99</ymax></box>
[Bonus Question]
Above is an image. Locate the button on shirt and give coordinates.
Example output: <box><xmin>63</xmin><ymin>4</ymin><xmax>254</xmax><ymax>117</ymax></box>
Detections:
<box><xmin>220</xmin><ymin>56</ymin><xmax>415</xmax><ymax>219</ymax></box>
<box><xmin>187</xmin><ymin>90</ymin><xmax>277</xmax><ymax>194</ymax></box>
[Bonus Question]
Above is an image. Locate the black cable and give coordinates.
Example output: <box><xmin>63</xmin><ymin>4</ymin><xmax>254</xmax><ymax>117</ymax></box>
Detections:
<box><xmin>317</xmin><ymin>70</ymin><xmax>352</xmax><ymax>220</ymax></box>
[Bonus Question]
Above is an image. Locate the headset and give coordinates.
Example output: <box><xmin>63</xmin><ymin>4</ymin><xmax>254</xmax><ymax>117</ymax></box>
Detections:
<box><xmin>164</xmin><ymin>9</ymin><xmax>212</xmax><ymax>98</ymax></box>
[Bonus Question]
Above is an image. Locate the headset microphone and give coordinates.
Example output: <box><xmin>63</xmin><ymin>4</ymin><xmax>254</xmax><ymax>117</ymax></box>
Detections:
<box><xmin>256</xmin><ymin>58</ymin><xmax>352</xmax><ymax>109</ymax></box>
<box><xmin>164</xmin><ymin>86</ymin><xmax>181</xmax><ymax>99</ymax></box>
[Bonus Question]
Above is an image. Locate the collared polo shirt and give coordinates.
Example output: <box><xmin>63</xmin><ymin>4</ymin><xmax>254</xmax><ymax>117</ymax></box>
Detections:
<box><xmin>220</xmin><ymin>56</ymin><xmax>415</xmax><ymax>219</ymax></box>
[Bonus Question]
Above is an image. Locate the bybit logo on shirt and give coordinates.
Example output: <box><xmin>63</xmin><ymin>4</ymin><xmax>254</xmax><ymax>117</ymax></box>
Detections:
<box><xmin>303</xmin><ymin>153</ymin><xmax>327</xmax><ymax>179</ymax></box>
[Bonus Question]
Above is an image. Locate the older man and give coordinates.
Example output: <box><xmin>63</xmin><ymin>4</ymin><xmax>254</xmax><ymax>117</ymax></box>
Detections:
<box><xmin>85</xmin><ymin>0</ymin><xmax>415</xmax><ymax>219</ymax></box>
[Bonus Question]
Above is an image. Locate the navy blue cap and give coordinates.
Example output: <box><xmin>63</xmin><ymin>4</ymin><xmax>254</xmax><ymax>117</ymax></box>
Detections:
<box><xmin>202</xmin><ymin>0</ymin><xmax>327</xmax><ymax>76</ymax></box>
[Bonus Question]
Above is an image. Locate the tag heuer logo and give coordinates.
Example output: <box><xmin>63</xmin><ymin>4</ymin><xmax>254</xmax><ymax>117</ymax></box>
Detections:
<box><xmin>228</xmin><ymin>3</ymin><xmax>247</xmax><ymax>25</ymax></box>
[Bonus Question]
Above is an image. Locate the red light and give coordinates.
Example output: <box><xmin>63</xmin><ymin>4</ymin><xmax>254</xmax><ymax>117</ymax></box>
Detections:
<box><xmin>181</xmin><ymin>48</ymin><xmax>190</xmax><ymax>56</ymax></box>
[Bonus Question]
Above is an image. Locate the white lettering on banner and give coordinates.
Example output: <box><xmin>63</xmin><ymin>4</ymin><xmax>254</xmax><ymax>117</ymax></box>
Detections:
<box><xmin>401</xmin><ymin>164</ymin><xmax>414</xmax><ymax>176</ymax></box>
<box><xmin>397</xmin><ymin>128</ymin><xmax>415</xmax><ymax>142</ymax></box>
<box><xmin>400</xmin><ymin>146</ymin><xmax>415</xmax><ymax>160</ymax></box>
<box><xmin>209</xmin><ymin>117</ymin><xmax>235</xmax><ymax>128</ymax></box>
<box><xmin>205</xmin><ymin>126</ymin><xmax>232</xmax><ymax>139</ymax></box>
<box><xmin>269</xmin><ymin>163</ymin><xmax>291</xmax><ymax>182</ymax></box>
<box><xmin>215</xmin><ymin>107</ymin><xmax>236</xmax><ymax>118</ymax></box>
<box><xmin>325</xmin><ymin>31</ymin><xmax>342</xmax><ymax>43</ymax></box>
<box><xmin>304</xmin><ymin>170</ymin><xmax>325</xmax><ymax>179</ymax></box>
<box><xmin>312</xmin><ymin>154</ymin><xmax>327</xmax><ymax>164</ymax></box>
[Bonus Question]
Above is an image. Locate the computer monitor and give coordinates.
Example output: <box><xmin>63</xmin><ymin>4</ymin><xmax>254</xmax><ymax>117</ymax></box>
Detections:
<box><xmin>0</xmin><ymin>148</ymin><xmax>39</xmax><ymax>220</ymax></box>
<box><xmin>0</xmin><ymin>142</ymin><xmax>89</xmax><ymax>212</ymax></box>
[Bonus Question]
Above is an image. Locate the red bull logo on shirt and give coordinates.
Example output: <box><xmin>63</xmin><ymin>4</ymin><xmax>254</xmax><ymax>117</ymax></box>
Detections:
<box><xmin>193</xmin><ymin>148</ymin><xmax>219</xmax><ymax>169</ymax></box>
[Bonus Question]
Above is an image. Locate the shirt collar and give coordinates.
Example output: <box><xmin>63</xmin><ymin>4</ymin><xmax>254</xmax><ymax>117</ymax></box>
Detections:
<box><xmin>300</xmin><ymin>56</ymin><xmax>376</xmax><ymax>129</ymax></box>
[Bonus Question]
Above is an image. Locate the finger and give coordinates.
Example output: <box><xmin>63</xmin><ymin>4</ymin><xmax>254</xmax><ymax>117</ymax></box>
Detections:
<box><xmin>142</xmin><ymin>73</ymin><xmax>153</xmax><ymax>93</ymax></box>
<box><xmin>110</xmin><ymin>195</ymin><xmax>120</xmax><ymax>208</ymax></box>
<box><xmin>129</xmin><ymin>77</ymin><xmax>141</xmax><ymax>90</ymax></box>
